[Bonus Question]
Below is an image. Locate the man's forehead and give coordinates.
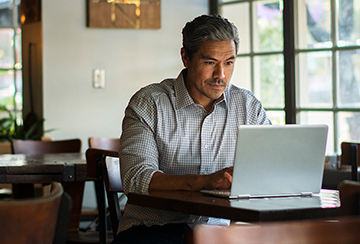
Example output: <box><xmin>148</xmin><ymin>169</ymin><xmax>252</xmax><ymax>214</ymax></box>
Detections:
<box><xmin>197</xmin><ymin>40</ymin><xmax>237</xmax><ymax>59</ymax></box>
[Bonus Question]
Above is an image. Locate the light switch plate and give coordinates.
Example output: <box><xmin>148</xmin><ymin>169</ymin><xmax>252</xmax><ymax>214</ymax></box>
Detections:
<box><xmin>93</xmin><ymin>69</ymin><xmax>105</xmax><ymax>88</ymax></box>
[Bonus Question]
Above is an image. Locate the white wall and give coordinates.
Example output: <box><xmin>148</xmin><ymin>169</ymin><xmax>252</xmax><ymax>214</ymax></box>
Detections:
<box><xmin>42</xmin><ymin>1</ymin><xmax>208</xmax><ymax>208</ymax></box>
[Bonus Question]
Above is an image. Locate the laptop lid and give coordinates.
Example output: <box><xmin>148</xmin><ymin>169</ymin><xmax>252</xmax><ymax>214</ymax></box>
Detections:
<box><xmin>229</xmin><ymin>124</ymin><xmax>328</xmax><ymax>199</ymax></box>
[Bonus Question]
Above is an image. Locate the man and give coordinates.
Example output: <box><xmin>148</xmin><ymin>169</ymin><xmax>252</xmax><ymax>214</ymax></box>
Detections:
<box><xmin>113</xmin><ymin>14</ymin><xmax>271</xmax><ymax>244</ymax></box>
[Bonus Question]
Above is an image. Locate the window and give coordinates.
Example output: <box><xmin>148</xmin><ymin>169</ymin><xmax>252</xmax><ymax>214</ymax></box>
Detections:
<box><xmin>296</xmin><ymin>0</ymin><xmax>360</xmax><ymax>154</ymax></box>
<box><xmin>217</xmin><ymin>0</ymin><xmax>360</xmax><ymax>155</ymax></box>
<box><xmin>220</xmin><ymin>0</ymin><xmax>285</xmax><ymax>125</ymax></box>
<box><xmin>0</xmin><ymin>0</ymin><xmax>22</xmax><ymax>122</ymax></box>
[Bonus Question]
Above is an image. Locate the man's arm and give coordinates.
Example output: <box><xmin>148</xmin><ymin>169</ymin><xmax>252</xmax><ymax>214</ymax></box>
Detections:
<box><xmin>121</xmin><ymin>83</ymin><xmax>234</xmax><ymax>194</ymax></box>
<box><xmin>149</xmin><ymin>167</ymin><xmax>233</xmax><ymax>191</ymax></box>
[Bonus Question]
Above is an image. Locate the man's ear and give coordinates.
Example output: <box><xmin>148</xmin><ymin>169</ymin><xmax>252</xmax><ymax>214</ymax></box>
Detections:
<box><xmin>181</xmin><ymin>48</ymin><xmax>189</xmax><ymax>68</ymax></box>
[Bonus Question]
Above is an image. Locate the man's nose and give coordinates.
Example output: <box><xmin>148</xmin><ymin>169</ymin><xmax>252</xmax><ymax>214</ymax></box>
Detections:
<box><xmin>214</xmin><ymin>63</ymin><xmax>225</xmax><ymax>80</ymax></box>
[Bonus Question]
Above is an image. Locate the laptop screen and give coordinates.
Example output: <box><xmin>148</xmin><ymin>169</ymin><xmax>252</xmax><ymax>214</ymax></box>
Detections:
<box><xmin>230</xmin><ymin>124</ymin><xmax>328</xmax><ymax>198</ymax></box>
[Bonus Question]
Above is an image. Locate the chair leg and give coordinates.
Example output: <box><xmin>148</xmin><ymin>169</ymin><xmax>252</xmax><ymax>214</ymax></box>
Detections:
<box><xmin>107</xmin><ymin>192</ymin><xmax>121</xmax><ymax>237</ymax></box>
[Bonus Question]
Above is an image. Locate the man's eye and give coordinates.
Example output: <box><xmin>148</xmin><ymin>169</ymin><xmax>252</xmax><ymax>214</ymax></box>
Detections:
<box><xmin>226</xmin><ymin>61</ymin><xmax>234</xmax><ymax>66</ymax></box>
<box><xmin>205</xmin><ymin>61</ymin><xmax>215</xmax><ymax>65</ymax></box>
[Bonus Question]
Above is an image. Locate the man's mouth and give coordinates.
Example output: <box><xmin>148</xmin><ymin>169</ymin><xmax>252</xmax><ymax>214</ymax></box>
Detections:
<box><xmin>207</xmin><ymin>79</ymin><xmax>226</xmax><ymax>86</ymax></box>
<box><xmin>210</xmin><ymin>83</ymin><xmax>224</xmax><ymax>89</ymax></box>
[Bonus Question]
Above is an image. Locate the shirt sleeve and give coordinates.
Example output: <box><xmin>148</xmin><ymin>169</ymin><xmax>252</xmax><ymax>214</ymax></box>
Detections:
<box><xmin>119</xmin><ymin>89</ymin><xmax>162</xmax><ymax>195</ymax></box>
<box><xmin>236</xmin><ymin>87</ymin><xmax>272</xmax><ymax>125</ymax></box>
<box><xmin>255</xmin><ymin>102</ymin><xmax>272</xmax><ymax>125</ymax></box>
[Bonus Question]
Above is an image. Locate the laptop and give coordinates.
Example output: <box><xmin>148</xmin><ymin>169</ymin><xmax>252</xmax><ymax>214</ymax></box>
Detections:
<box><xmin>201</xmin><ymin>124</ymin><xmax>328</xmax><ymax>199</ymax></box>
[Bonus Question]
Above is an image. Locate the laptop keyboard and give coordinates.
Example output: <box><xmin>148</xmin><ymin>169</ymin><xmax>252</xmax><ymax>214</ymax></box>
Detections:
<box><xmin>201</xmin><ymin>189</ymin><xmax>231</xmax><ymax>197</ymax></box>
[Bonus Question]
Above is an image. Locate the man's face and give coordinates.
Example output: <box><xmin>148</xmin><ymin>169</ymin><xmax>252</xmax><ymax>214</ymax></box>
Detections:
<box><xmin>181</xmin><ymin>40</ymin><xmax>236</xmax><ymax>108</ymax></box>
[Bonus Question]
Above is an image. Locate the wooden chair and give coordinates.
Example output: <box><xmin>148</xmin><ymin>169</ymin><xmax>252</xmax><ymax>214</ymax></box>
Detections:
<box><xmin>338</xmin><ymin>180</ymin><xmax>360</xmax><ymax>216</ymax></box>
<box><xmin>87</xmin><ymin>136</ymin><xmax>120</xmax><ymax>225</ymax></box>
<box><xmin>340</xmin><ymin>142</ymin><xmax>360</xmax><ymax>181</ymax></box>
<box><xmin>0</xmin><ymin>182</ymin><xmax>72</xmax><ymax>244</ymax></box>
<box><xmin>86</xmin><ymin>148</ymin><xmax>121</xmax><ymax>244</ymax></box>
<box><xmin>194</xmin><ymin>216</ymin><xmax>360</xmax><ymax>244</ymax></box>
<box><xmin>12</xmin><ymin>138</ymin><xmax>82</xmax><ymax>154</ymax></box>
<box><xmin>88</xmin><ymin>137</ymin><xmax>120</xmax><ymax>151</ymax></box>
<box><xmin>68</xmin><ymin>138</ymin><xmax>119</xmax><ymax>244</ymax></box>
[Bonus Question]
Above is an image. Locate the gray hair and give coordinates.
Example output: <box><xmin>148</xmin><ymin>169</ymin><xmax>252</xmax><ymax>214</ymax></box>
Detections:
<box><xmin>182</xmin><ymin>14</ymin><xmax>240</xmax><ymax>60</ymax></box>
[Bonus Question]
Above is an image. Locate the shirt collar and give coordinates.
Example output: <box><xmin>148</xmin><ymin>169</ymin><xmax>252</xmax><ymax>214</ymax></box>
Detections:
<box><xmin>174</xmin><ymin>69</ymin><xmax>229</xmax><ymax>110</ymax></box>
<box><xmin>174</xmin><ymin>69</ymin><xmax>195</xmax><ymax>110</ymax></box>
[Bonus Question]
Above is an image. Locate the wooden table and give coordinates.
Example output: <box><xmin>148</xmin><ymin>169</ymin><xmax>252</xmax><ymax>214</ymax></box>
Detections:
<box><xmin>0</xmin><ymin>153</ymin><xmax>87</xmax><ymax>232</ymax></box>
<box><xmin>194</xmin><ymin>216</ymin><xmax>360</xmax><ymax>244</ymax></box>
<box><xmin>127</xmin><ymin>189</ymin><xmax>340</xmax><ymax>223</ymax></box>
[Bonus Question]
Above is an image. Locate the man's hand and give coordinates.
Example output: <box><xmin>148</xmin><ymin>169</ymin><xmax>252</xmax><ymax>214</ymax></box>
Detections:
<box><xmin>149</xmin><ymin>167</ymin><xmax>233</xmax><ymax>191</ymax></box>
<box><xmin>204</xmin><ymin>167</ymin><xmax>233</xmax><ymax>190</ymax></box>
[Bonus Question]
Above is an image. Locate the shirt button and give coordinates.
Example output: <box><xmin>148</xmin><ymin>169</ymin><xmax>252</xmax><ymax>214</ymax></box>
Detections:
<box><xmin>204</xmin><ymin>144</ymin><xmax>208</xmax><ymax>149</ymax></box>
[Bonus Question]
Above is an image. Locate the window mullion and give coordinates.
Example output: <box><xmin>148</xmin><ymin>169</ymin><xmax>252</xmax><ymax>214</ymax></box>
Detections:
<box><xmin>331</xmin><ymin>0</ymin><xmax>338</xmax><ymax>153</ymax></box>
<box><xmin>249</xmin><ymin>1</ymin><xmax>255</xmax><ymax>93</ymax></box>
<box><xmin>13</xmin><ymin>1</ymin><xmax>19</xmax><ymax>113</ymax></box>
<box><xmin>283</xmin><ymin>0</ymin><xmax>296</xmax><ymax>124</ymax></box>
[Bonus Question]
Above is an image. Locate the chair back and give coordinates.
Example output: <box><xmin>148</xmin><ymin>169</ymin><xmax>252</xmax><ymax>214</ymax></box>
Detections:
<box><xmin>338</xmin><ymin>180</ymin><xmax>360</xmax><ymax>216</ymax></box>
<box><xmin>103</xmin><ymin>156</ymin><xmax>123</xmax><ymax>192</ymax></box>
<box><xmin>341</xmin><ymin>142</ymin><xmax>360</xmax><ymax>165</ymax></box>
<box><xmin>0</xmin><ymin>182</ymin><xmax>67</xmax><ymax>244</ymax></box>
<box><xmin>12</xmin><ymin>139</ymin><xmax>82</xmax><ymax>155</ymax></box>
<box><xmin>102</xmin><ymin>155</ymin><xmax>123</xmax><ymax>234</ymax></box>
<box><xmin>341</xmin><ymin>142</ymin><xmax>360</xmax><ymax>181</ymax></box>
<box><xmin>194</xmin><ymin>217</ymin><xmax>360</xmax><ymax>244</ymax></box>
<box><xmin>86</xmin><ymin>148</ymin><xmax>122</xmax><ymax>242</ymax></box>
<box><xmin>88</xmin><ymin>137</ymin><xmax>120</xmax><ymax>151</ymax></box>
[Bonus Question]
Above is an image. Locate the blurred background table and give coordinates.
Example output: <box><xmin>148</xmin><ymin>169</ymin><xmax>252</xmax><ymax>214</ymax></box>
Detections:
<box><xmin>0</xmin><ymin>153</ymin><xmax>87</xmax><ymax>232</ymax></box>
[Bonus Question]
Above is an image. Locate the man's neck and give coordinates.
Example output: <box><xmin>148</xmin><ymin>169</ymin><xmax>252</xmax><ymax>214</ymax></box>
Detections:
<box><xmin>184</xmin><ymin>81</ymin><xmax>215</xmax><ymax>113</ymax></box>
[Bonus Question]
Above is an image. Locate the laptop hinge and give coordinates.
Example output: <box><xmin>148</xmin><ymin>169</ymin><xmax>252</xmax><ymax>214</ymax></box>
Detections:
<box><xmin>234</xmin><ymin>194</ymin><xmax>250</xmax><ymax>199</ymax></box>
<box><xmin>301</xmin><ymin>192</ymin><xmax>313</xmax><ymax>197</ymax></box>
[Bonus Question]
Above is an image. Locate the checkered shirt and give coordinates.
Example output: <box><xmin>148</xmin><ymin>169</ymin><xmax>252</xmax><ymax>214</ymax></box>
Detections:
<box><xmin>117</xmin><ymin>69</ymin><xmax>271</xmax><ymax>233</ymax></box>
